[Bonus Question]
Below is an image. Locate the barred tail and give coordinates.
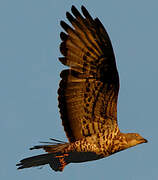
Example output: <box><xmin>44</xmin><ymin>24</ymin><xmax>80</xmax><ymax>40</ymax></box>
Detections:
<box><xmin>16</xmin><ymin>141</ymin><xmax>70</xmax><ymax>172</ymax></box>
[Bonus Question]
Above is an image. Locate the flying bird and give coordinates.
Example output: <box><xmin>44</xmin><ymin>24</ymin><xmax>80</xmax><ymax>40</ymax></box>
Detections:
<box><xmin>16</xmin><ymin>5</ymin><xmax>147</xmax><ymax>172</ymax></box>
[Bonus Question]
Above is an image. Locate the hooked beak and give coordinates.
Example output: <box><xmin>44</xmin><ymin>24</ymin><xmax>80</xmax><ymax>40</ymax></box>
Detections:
<box><xmin>142</xmin><ymin>138</ymin><xmax>148</xmax><ymax>143</ymax></box>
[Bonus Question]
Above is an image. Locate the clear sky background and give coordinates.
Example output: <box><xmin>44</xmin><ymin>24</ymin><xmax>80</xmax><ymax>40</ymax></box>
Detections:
<box><xmin>0</xmin><ymin>0</ymin><xmax>157</xmax><ymax>179</ymax></box>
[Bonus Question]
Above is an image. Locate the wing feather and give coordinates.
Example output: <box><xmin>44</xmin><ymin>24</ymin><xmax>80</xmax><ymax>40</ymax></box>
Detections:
<box><xmin>58</xmin><ymin>6</ymin><xmax>119</xmax><ymax>142</ymax></box>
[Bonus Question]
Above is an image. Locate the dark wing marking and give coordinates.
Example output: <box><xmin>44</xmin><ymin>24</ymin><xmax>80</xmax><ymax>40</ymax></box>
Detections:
<box><xmin>58</xmin><ymin>6</ymin><xmax>119</xmax><ymax>142</ymax></box>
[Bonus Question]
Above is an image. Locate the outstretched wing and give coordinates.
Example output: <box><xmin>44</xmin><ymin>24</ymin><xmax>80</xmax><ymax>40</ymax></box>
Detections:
<box><xmin>58</xmin><ymin>6</ymin><xmax>120</xmax><ymax>142</ymax></box>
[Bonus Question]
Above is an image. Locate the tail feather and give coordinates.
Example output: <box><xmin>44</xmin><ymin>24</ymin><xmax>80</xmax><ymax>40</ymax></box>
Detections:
<box><xmin>17</xmin><ymin>153</ymin><xmax>70</xmax><ymax>171</ymax></box>
<box><xmin>30</xmin><ymin>143</ymin><xmax>69</xmax><ymax>153</ymax></box>
<box><xmin>16</xmin><ymin>153</ymin><xmax>54</xmax><ymax>169</ymax></box>
<box><xmin>17</xmin><ymin>142</ymin><xmax>70</xmax><ymax>172</ymax></box>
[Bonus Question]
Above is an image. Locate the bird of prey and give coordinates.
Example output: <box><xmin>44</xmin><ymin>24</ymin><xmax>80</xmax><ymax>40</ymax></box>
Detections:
<box><xmin>16</xmin><ymin>5</ymin><xmax>147</xmax><ymax>172</ymax></box>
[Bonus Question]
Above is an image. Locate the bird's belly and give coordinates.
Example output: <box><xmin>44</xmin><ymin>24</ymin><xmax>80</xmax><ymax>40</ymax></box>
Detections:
<box><xmin>67</xmin><ymin>134</ymin><xmax>112</xmax><ymax>158</ymax></box>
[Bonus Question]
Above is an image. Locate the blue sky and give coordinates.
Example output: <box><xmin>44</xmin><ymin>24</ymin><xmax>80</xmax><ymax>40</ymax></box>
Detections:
<box><xmin>0</xmin><ymin>0</ymin><xmax>158</xmax><ymax>179</ymax></box>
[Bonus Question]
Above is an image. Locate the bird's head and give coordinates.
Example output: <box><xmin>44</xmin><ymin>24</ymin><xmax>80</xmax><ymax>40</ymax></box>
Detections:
<box><xmin>124</xmin><ymin>133</ymin><xmax>147</xmax><ymax>148</ymax></box>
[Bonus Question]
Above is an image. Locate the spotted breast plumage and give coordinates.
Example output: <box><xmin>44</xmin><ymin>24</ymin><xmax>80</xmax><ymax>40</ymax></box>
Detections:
<box><xmin>16</xmin><ymin>6</ymin><xmax>147</xmax><ymax>172</ymax></box>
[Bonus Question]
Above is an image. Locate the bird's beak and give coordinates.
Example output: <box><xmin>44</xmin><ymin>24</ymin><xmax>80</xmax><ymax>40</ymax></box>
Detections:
<box><xmin>142</xmin><ymin>138</ymin><xmax>148</xmax><ymax>143</ymax></box>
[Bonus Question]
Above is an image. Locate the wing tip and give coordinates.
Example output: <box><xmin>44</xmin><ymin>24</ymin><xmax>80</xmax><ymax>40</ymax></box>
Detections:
<box><xmin>60</xmin><ymin>32</ymin><xmax>68</xmax><ymax>41</ymax></box>
<box><xmin>60</xmin><ymin>41</ymin><xmax>67</xmax><ymax>56</ymax></box>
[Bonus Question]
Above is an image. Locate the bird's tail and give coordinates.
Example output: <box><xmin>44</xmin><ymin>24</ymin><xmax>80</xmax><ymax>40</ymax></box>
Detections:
<box><xmin>16</xmin><ymin>139</ymin><xmax>70</xmax><ymax>172</ymax></box>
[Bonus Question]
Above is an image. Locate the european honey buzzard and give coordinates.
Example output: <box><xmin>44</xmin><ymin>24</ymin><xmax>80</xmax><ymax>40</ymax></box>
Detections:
<box><xmin>17</xmin><ymin>5</ymin><xmax>147</xmax><ymax>172</ymax></box>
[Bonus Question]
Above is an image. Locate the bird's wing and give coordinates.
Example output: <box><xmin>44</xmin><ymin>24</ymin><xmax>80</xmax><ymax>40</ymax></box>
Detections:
<box><xmin>58</xmin><ymin>6</ymin><xmax>120</xmax><ymax>142</ymax></box>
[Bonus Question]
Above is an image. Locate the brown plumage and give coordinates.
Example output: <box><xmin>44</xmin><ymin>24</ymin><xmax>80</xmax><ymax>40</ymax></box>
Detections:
<box><xmin>16</xmin><ymin>5</ymin><xmax>147</xmax><ymax>172</ymax></box>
